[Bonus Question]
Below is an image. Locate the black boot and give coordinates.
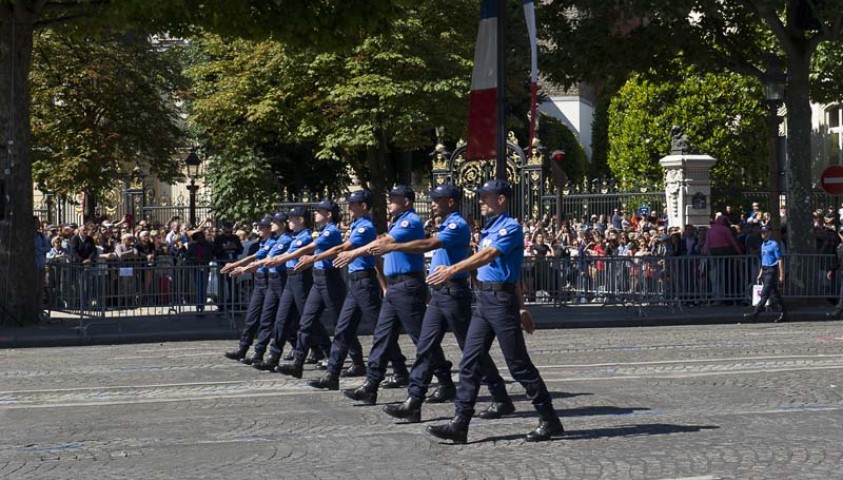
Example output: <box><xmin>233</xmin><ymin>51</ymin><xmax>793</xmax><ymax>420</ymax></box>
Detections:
<box><xmin>305</xmin><ymin>349</ymin><xmax>325</xmax><ymax>365</ymax></box>
<box><xmin>241</xmin><ymin>352</ymin><xmax>263</xmax><ymax>366</ymax></box>
<box><xmin>315</xmin><ymin>359</ymin><xmax>329</xmax><ymax>370</ymax></box>
<box><xmin>276</xmin><ymin>361</ymin><xmax>303</xmax><ymax>379</ymax></box>
<box><xmin>774</xmin><ymin>312</ymin><xmax>789</xmax><ymax>323</ymax></box>
<box><xmin>426</xmin><ymin>416</ymin><xmax>469</xmax><ymax>444</ymax></box>
<box><xmin>426</xmin><ymin>382</ymin><xmax>456</xmax><ymax>404</ymax></box>
<box><xmin>308</xmin><ymin>372</ymin><xmax>339</xmax><ymax>390</ymax></box>
<box><xmin>381</xmin><ymin>373</ymin><xmax>409</xmax><ymax>389</ymax></box>
<box><xmin>342</xmin><ymin>380</ymin><xmax>378</xmax><ymax>405</ymax></box>
<box><xmin>340</xmin><ymin>363</ymin><xmax>367</xmax><ymax>378</ymax></box>
<box><xmin>742</xmin><ymin>311</ymin><xmax>758</xmax><ymax>323</ymax></box>
<box><xmin>253</xmin><ymin>353</ymin><xmax>280</xmax><ymax>371</ymax></box>
<box><xmin>525</xmin><ymin>413</ymin><xmax>564</xmax><ymax>442</ymax></box>
<box><xmin>826</xmin><ymin>309</ymin><xmax>842</xmax><ymax>319</ymax></box>
<box><xmin>223</xmin><ymin>347</ymin><xmax>247</xmax><ymax>361</ymax></box>
<box><xmin>282</xmin><ymin>352</ymin><xmax>294</xmax><ymax>362</ymax></box>
<box><xmin>476</xmin><ymin>400</ymin><xmax>516</xmax><ymax>419</ymax></box>
<box><xmin>383</xmin><ymin>397</ymin><xmax>422</xmax><ymax>423</ymax></box>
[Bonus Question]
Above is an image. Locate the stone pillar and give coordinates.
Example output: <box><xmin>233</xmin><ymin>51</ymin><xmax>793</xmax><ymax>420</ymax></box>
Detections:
<box><xmin>659</xmin><ymin>154</ymin><xmax>717</xmax><ymax>228</ymax></box>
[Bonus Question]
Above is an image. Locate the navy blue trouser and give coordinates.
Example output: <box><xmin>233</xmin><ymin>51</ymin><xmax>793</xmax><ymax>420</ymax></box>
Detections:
<box><xmin>455</xmin><ymin>289</ymin><xmax>554</xmax><ymax>421</ymax></box>
<box><xmin>238</xmin><ymin>275</ymin><xmax>268</xmax><ymax>350</ymax></box>
<box><xmin>407</xmin><ymin>283</ymin><xmax>508</xmax><ymax>403</ymax></box>
<box><xmin>327</xmin><ymin>271</ymin><xmax>385</xmax><ymax>375</ymax></box>
<box><xmin>251</xmin><ymin>273</ymin><xmax>286</xmax><ymax>356</ymax></box>
<box><xmin>292</xmin><ymin>269</ymin><xmax>362</xmax><ymax>364</ymax></box>
<box><xmin>269</xmin><ymin>270</ymin><xmax>312</xmax><ymax>357</ymax></box>
<box><xmin>752</xmin><ymin>266</ymin><xmax>787</xmax><ymax>315</ymax></box>
<box><xmin>366</xmin><ymin>274</ymin><xmax>449</xmax><ymax>385</ymax></box>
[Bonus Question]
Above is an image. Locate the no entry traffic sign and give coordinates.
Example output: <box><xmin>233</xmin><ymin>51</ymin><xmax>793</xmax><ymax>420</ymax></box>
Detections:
<box><xmin>820</xmin><ymin>165</ymin><xmax>843</xmax><ymax>195</ymax></box>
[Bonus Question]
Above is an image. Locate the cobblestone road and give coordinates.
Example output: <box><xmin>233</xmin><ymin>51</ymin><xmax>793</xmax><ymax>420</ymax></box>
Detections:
<box><xmin>1</xmin><ymin>321</ymin><xmax>842</xmax><ymax>479</ymax></box>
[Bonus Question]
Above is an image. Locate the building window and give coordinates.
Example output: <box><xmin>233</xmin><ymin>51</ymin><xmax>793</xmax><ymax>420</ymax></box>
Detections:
<box><xmin>828</xmin><ymin>106</ymin><xmax>843</xmax><ymax>165</ymax></box>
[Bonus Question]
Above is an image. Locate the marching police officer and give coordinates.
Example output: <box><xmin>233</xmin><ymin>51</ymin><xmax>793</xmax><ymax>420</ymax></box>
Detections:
<box><xmin>276</xmin><ymin>199</ymin><xmax>365</xmax><ymax>378</ymax></box>
<box><xmin>250</xmin><ymin>212</ymin><xmax>298</xmax><ymax>370</ymax></box>
<box><xmin>341</xmin><ymin>185</ymin><xmax>452</xmax><ymax>405</ymax></box>
<box><xmin>826</xmin><ymin>225</ymin><xmax>843</xmax><ymax>319</ymax></box>
<box><xmin>744</xmin><ymin>224</ymin><xmax>788</xmax><ymax>323</ymax></box>
<box><xmin>426</xmin><ymin>179</ymin><xmax>564</xmax><ymax>443</ymax></box>
<box><xmin>375</xmin><ymin>183</ymin><xmax>514</xmax><ymax>423</ymax></box>
<box><xmin>221</xmin><ymin>216</ymin><xmax>276</xmax><ymax>363</ymax></box>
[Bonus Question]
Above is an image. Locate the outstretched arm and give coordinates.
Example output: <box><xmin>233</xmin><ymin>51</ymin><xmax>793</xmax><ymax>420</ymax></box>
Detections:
<box><xmin>334</xmin><ymin>234</ymin><xmax>394</xmax><ymax>268</ymax></box>
<box><xmin>296</xmin><ymin>241</ymin><xmax>353</xmax><ymax>272</ymax></box>
<box><xmin>426</xmin><ymin>247</ymin><xmax>500</xmax><ymax>285</ymax></box>
<box><xmin>370</xmin><ymin>236</ymin><xmax>441</xmax><ymax>255</ymax></box>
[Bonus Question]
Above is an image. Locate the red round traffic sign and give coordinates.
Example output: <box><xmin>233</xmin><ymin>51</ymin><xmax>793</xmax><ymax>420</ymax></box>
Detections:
<box><xmin>821</xmin><ymin>165</ymin><xmax>843</xmax><ymax>195</ymax></box>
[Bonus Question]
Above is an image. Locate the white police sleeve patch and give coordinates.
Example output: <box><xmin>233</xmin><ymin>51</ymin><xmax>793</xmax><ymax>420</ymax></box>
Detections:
<box><xmin>400</xmin><ymin>221</ymin><xmax>409</xmax><ymax>228</ymax></box>
<box><xmin>448</xmin><ymin>223</ymin><xmax>457</xmax><ymax>230</ymax></box>
<box><xmin>323</xmin><ymin>231</ymin><xmax>331</xmax><ymax>237</ymax></box>
<box><xmin>357</xmin><ymin>227</ymin><xmax>366</xmax><ymax>234</ymax></box>
<box><xmin>296</xmin><ymin>240</ymin><xmax>303</xmax><ymax>246</ymax></box>
<box><xmin>498</xmin><ymin>228</ymin><xmax>508</xmax><ymax>236</ymax></box>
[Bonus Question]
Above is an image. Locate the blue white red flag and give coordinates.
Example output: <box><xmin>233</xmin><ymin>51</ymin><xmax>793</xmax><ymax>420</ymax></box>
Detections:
<box><xmin>466</xmin><ymin>0</ymin><xmax>498</xmax><ymax>161</ymax></box>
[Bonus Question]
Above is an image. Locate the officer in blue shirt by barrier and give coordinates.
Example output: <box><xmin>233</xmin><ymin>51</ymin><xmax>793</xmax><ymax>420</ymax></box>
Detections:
<box><xmin>221</xmin><ymin>216</ymin><xmax>277</xmax><ymax>363</ymax></box>
<box><xmin>744</xmin><ymin>224</ymin><xmax>789</xmax><ymax>323</ymax></box>
<box><xmin>426</xmin><ymin>179</ymin><xmax>564</xmax><ymax>444</ymax></box>
<box><xmin>305</xmin><ymin>190</ymin><xmax>396</xmax><ymax>389</ymax></box>
<box><xmin>250</xmin><ymin>212</ymin><xmax>299</xmax><ymax>371</ymax></box>
<box><xmin>276</xmin><ymin>199</ymin><xmax>364</xmax><ymax>378</ymax></box>
<box><xmin>375</xmin><ymin>183</ymin><xmax>513</xmax><ymax>423</ymax></box>
<box><xmin>341</xmin><ymin>185</ymin><xmax>452</xmax><ymax>405</ymax></box>
<box><xmin>253</xmin><ymin>206</ymin><xmax>321</xmax><ymax>368</ymax></box>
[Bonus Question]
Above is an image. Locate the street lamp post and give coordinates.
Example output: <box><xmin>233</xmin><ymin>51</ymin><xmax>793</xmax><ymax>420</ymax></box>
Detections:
<box><xmin>185</xmin><ymin>149</ymin><xmax>202</xmax><ymax>228</ymax></box>
<box><xmin>763</xmin><ymin>54</ymin><xmax>786</xmax><ymax>240</ymax></box>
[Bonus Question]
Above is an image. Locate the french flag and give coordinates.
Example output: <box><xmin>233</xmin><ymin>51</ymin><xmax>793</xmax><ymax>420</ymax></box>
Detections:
<box><xmin>524</xmin><ymin>0</ymin><xmax>538</xmax><ymax>156</ymax></box>
<box><xmin>466</xmin><ymin>0</ymin><xmax>498</xmax><ymax>161</ymax></box>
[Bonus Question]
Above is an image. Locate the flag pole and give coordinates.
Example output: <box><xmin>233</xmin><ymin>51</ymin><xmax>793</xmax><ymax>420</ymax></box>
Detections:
<box><xmin>495</xmin><ymin>0</ymin><xmax>507</xmax><ymax>180</ymax></box>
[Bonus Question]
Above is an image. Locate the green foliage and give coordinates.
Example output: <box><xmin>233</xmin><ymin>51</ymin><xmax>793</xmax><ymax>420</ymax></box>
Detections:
<box><xmin>537</xmin><ymin>114</ymin><xmax>588</xmax><ymax>183</ymax></box>
<box><xmin>812</xmin><ymin>41</ymin><xmax>843</xmax><ymax>105</ymax></box>
<box><xmin>29</xmin><ymin>27</ymin><xmax>186</xmax><ymax>198</ymax></box>
<box><xmin>205</xmin><ymin>151</ymin><xmax>278</xmax><ymax>225</ymax></box>
<box><xmin>608</xmin><ymin>68</ymin><xmax>768</xmax><ymax>188</ymax></box>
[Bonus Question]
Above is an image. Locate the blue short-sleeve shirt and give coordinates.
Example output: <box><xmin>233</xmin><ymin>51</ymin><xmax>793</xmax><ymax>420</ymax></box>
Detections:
<box><xmin>285</xmin><ymin>229</ymin><xmax>313</xmax><ymax>269</ymax></box>
<box><xmin>313</xmin><ymin>223</ymin><xmax>343</xmax><ymax>270</ymax></box>
<box><xmin>254</xmin><ymin>236</ymin><xmax>278</xmax><ymax>274</ymax></box>
<box><xmin>267</xmin><ymin>232</ymin><xmax>293</xmax><ymax>274</ymax></box>
<box><xmin>761</xmin><ymin>239</ymin><xmax>783</xmax><ymax>267</ymax></box>
<box><xmin>348</xmin><ymin>216</ymin><xmax>377</xmax><ymax>272</ymax></box>
<box><xmin>384</xmin><ymin>209</ymin><xmax>425</xmax><ymax>277</ymax></box>
<box><xmin>429</xmin><ymin>211</ymin><xmax>470</xmax><ymax>279</ymax></box>
<box><xmin>476</xmin><ymin>213</ymin><xmax>523</xmax><ymax>283</ymax></box>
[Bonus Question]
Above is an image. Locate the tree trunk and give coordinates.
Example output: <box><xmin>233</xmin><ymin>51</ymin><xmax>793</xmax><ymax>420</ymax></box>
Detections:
<box><xmin>0</xmin><ymin>6</ymin><xmax>38</xmax><ymax>324</ymax></box>
<box><xmin>783</xmin><ymin>50</ymin><xmax>813</xmax><ymax>255</ymax></box>
<box><xmin>365</xmin><ymin>145</ymin><xmax>389</xmax><ymax>232</ymax></box>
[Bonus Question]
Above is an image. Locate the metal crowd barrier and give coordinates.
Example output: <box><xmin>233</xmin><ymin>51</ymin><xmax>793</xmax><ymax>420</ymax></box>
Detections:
<box><xmin>45</xmin><ymin>254</ymin><xmax>840</xmax><ymax>331</ymax></box>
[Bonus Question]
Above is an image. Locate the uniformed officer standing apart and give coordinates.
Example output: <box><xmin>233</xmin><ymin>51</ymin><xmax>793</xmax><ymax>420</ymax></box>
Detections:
<box><xmin>341</xmin><ymin>185</ymin><xmax>452</xmax><ymax>405</ymax></box>
<box><xmin>276</xmin><ymin>199</ymin><xmax>363</xmax><ymax>378</ymax></box>
<box><xmin>375</xmin><ymin>183</ymin><xmax>514</xmax><ymax>423</ymax></box>
<box><xmin>744</xmin><ymin>224</ymin><xmax>789</xmax><ymax>323</ymax></box>
<box><xmin>426</xmin><ymin>179</ymin><xmax>564</xmax><ymax>444</ymax></box>
<box><xmin>250</xmin><ymin>213</ymin><xmax>296</xmax><ymax>370</ymax></box>
<box><xmin>825</xmin><ymin>225</ymin><xmax>843</xmax><ymax>319</ymax></box>
<box><xmin>221</xmin><ymin>216</ymin><xmax>276</xmax><ymax>363</ymax></box>
<box><xmin>304</xmin><ymin>190</ymin><xmax>385</xmax><ymax>389</ymax></box>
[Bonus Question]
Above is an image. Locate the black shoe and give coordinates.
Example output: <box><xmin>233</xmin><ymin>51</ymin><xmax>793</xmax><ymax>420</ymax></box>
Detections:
<box><xmin>308</xmin><ymin>372</ymin><xmax>339</xmax><ymax>390</ymax></box>
<box><xmin>774</xmin><ymin>313</ymin><xmax>788</xmax><ymax>323</ymax></box>
<box><xmin>223</xmin><ymin>348</ymin><xmax>247</xmax><ymax>361</ymax></box>
<box><xmin>525</xmin><ymin>415</ymin><xmax>564</xmax><ymax>442</ymax></box>
<box><xmin>381</xmin><ymin>374</ymin><xmax>409</xmax><ymax>389</ymax></box>
<box><xmin>426</xmin><ymin>384</ymin><xmax>456</xmax><ymax>404</ymax></box>
<box><xmin>426</xmin><ymin>416</ymin><xmax>469</xmax><ymax>444</ymax></box>
<box><xmin>253</xmin><ymin>354</ymin><xmax>280</xmax><ymax>371</ymax></box>
<box><xmin>742</xmin><ymin>312</ymin><xmax>758</xmax><ymax>323</ymax></box>
<box><xmin>476</xmin><ymin>400</ymin><xmax>516</xmax><ymax>420</ymax></box>
<box><xmin>342</xmin><ymin>381</ymin><xmax>378</xmax><ymax>405</ymax></box>
<box><xmin>276</xmin><ymin>362</ymin><xmax>303</xmax><ymax>379</ymax></box>
<box><xmin>240</xmin><ymin>353</ymin><xmax>263</xmax><ymax>366</ymax></box>
<box><xmin>282</xmin><ymin>353</ymin><xmax>294</xmax><ymax>362</ymax></box>
<box><xmin>305</xmin><ymin>349</ymin><xmax>325</xmax><ymax>365</ymax></box>
<box><xmin>826</xmin><ymin>310</ymin><xmax>842</xmax><ymax>319</ymax></box>
<box><xmin>383</xmin><ymin>397</ymin><xmax>422</xmax><ymax>423</ymax></box>
<box><xmin>340</xmin><ymin>364</ymin><xmax>367</xmax><ymax>378</ymax></box>
<box><xmin>315</xmin><ymin>359</ymin><xmax>329</xmax><ymax>370</ymax></box>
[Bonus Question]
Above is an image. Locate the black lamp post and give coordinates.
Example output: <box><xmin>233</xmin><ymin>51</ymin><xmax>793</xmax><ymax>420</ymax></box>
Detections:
<box><xmin>763</xmin><ymin>54</ymin><xmax>786</xmax><ymax>239</ymax></box>
<box><xmin>185</xmin><ymin>149</ymin><xmax>202</xmax><ymax>227</ymax></box>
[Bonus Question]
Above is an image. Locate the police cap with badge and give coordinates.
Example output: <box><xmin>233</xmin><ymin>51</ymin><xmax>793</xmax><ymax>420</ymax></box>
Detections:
<box><xmin>256</xmin><ymin>215</ymin><xmax>274</xmax><ymax>228</ymax></box>
<box><xmin>288</xmin><ymin>206</ymin><xmax>308</xmax><ymax>218</ymax></box>
<box><xmin>427</xmin><ymin>183</ymin><xmax>462</xmax><ymax>201</ymax></box>
<box><xmin>272</xmin><ymin>212</ymin><xmax>288</xmax><ymax>224</ymax></box>
<box><xmin>476</xmin><ymin>179</ymin><xmax>513</xmax><ymax>197</ymax></box>
<box><xmin>347</xmin><ymin>190</ymin><xmax>373</xmax><ymax>206</ymax></box>
<box><xmin>389</xmin><ymin>185</ymin><xmax>416</xmax><ymax>202</ymax></box>
<box><xmin>314</xmin><ymin>199</ymin><xmax>341</xmax><ymax>219</ymax></box>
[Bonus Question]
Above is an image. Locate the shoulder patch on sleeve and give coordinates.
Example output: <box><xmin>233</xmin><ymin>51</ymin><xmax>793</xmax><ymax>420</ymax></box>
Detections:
<box><xmin>498</xmin><ymin>228</ymin><xmax>508</xmax><ymax>236</ymax></box>
<box><xmin>295</xmin><ymin>240</ymin><xmax>303</xmax><ymax>246</ymax></box>
<box><xmin>400</xmin><ymin>220</ymin><xmax>409</xmax><ymax>228</ymax></box>
<box><xmin>448</xmin><ymin>223</ymin><xmax>457</xmax><ymax>230</ymax></box>
<box><xmin>323</xmin><ymin>230</ymin><xmax>331</xmax><ymax>237</ymax></box>
<box><xmin>357</xmin><ymin>227</ymin><xmax>366</xmax><ymax>234</ymax></box>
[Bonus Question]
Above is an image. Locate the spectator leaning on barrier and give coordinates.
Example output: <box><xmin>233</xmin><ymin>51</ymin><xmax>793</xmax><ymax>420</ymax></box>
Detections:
<box><xmin>114</xmin><ymin>233</ymin><xmax>139</xmax><ymax>259</ymax></box>
<box><xmin>68</xmin><ymin>224</ymin><xmax>97</xmax><ymax>264</ymax></box>
<box><xmin>186</xmin><ymin>230</ymin><xmax>214</xmax><ymax>311</ymax></box>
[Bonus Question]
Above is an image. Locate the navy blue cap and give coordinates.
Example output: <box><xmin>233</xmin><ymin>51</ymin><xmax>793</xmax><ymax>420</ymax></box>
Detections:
<box><xmin>272</xmin><ymin>212</ymin><xmax>288</xmax><ymax>224</ymax></box>
<box><xmin>257</xmin><ymin>215</ymin><xmax>273</xmax><ymax>227</ymax></box>
<box><xmin>476</xmin><ymin>179</ymin><xmax>512</xmax><ymax>197</ymax></box>
<box><xmin>427</xmin><ymin>183</ymin><xmax>462</xmax><ymax>201</ymax></box>
<box><xmin>288</xmin><ymin>206</ymin><xmax>308</xmax><ymax>218</ymax></box>
<box><xmin>388</xmin><ymin>185</ymin><xmax>415</xmax><ymax>202</ymax></box>
<box><xmin>314</xmin><ymin>199</ymin><xmax>339</xmax><ymax>212</ymax></box>
<box><xmin>760</xmin><ymin>224</ymin><xmax>772</xmax><ymax>232</ymax></box>
<box><xmin>346</xmin><ymin>190</ymin><xmax>373</xmax><ymax>205</ymax></box>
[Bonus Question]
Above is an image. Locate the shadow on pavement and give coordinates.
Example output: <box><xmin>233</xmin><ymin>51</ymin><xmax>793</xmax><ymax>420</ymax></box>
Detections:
<box><xmin>470</xmin><ymin>423</ymin><xmax>718</xmax><ymax>444</ymax></box>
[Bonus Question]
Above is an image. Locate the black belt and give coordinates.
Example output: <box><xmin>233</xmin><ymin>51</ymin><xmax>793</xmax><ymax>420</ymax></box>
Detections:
<box><xmin>313</xmin><ymin>268</ymin><xmax>339</xmax><ymax>276</ymax></box>
<box><xmin>476</xmin><ymin>281</ymin><xmax>516</xmax><ymax>292</ymax></box>
<box><xmin>269</xmin><ymin>271</ymin><xmax>284</xmax><ymax>279</ymax></box>
<box><xmin>387</xmin><ymin>272</ymin><xmax>425</xmax><ymax>285</ymax></box>
<box><xmin>762</xmin><ymin>265</ymin><xmax>778</xmax><ymax>270</ymax></box>
<box><xmin>349</xmin><ymin>269</ymin><xmax>377</xmax><ymax>280</ymax></box>
<box><xmin>431</xmin><ymin>277</ymin><xmax>469</xmax><ymax>291</ymax></box>
<box><xmin>254</xmin><ymin>272</ymin><xmax>268</xmax><ymax>279</ymax></box>
<box><xmin>286</xmin><ymin>268</ymin><xmax>309</xmax><ymax>276</ymax></box>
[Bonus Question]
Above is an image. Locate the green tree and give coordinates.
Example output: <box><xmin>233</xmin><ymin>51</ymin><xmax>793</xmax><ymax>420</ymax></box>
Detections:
<box><xmin>608</xmin><ymin>69</ymin><xmax>768</xmax><ymax>190</ymax></box>
<box><xmin>537</xmin><ymin>113</ymin><xmax>588</xmax><ymax>183</ymax></box>
<box><xmin>30</xmin><ymin>27</ymin><xmax>185</xmax><ymax>202</ymax></box>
